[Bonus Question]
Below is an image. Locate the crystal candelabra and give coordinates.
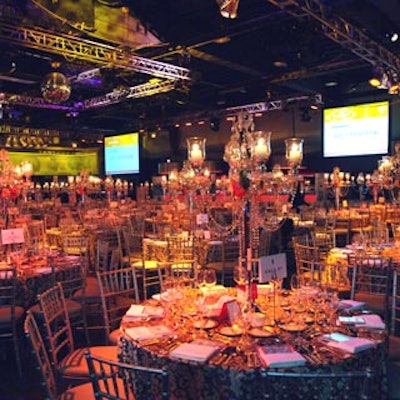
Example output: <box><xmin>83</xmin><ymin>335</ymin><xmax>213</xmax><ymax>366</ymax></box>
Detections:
<box><xmin>323</xmin><ymin>166</ymin><xmax>351</xmax><ymax>209</ymax></box>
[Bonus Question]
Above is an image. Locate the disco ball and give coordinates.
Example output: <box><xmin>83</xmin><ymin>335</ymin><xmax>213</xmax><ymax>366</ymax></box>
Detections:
<box><xmin>41</xmin><ymin>71</ymin><xmax>71</xmax><ymax>104</ymax></box>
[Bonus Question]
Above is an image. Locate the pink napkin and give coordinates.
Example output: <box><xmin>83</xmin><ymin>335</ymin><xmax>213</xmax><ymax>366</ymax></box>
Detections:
<box><xmin>170</xmin><ymin>340</ymin><xmax>222</xmax><ymax>363</ymax></box>
<box><xmin>323</xmin><ymin>333</ymin><xmax>375</xmax><ymax>353</ymax></box>
<box><xmin>355</xmin><ymin>314</ymin><xmax>385</xmax><ymax>330</ymax></box>
<box><xmin>337</xmin><ymin>299</ymin><xmax>365</xmax><ymax>311</ymax></box>
<box><xmin>124</xmin><ymin>304</ymin><xmax>164</xmax><ymax>320</ymax></box>
<box><xmin>124</xmin><ymin>325</ymin><xmax>173</xmax><ymax>342</ymax></box>
<box><xmin>257</xmin><ymin>345</ymin><xmax>306</xmax><ymax>368</ymax></box>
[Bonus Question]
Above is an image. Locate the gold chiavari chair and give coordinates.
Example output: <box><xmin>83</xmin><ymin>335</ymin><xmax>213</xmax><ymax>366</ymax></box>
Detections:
<box><xmin>24</xmin><ymin>311</ymin><xmax>95</xmax><ymax>400</ymax></box>
<box><xmin>262</xmin><ymin>368</ymin><xmax>373</xmax><ymax>400</ymax></box>
<box><xmin>350</xmin><ymin>255</ymin><xmax>395</xmax><ymax>333</ymax></box>
<box><xmin>85</xmin><ymin>352</ymin><xmax>169</xmax><ymax>400</ymax></box>
<box><xmin>37</xmin><ymin>283</ymin><xmax>118</xmax><ymax>385</ymax></box>
<box><xmin>96</xmin><ymin>266</ymin><xmax>139</xmax><ymax>345</ymax></box>
<box><xmin>0</xmin><ymin>266</ymin><xmax>25</xmax><ymax>378</ymax></box>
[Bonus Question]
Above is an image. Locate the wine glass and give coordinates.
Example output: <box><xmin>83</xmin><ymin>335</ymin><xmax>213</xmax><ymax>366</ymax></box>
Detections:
<box><xmin>233</xmin><ymin>265</ymin><xmax>247</xmax><ymax>286</ymax></box>
<box><xmin>196</xmin><ymin>269</ymin><xmax>207</xmax><ymax>289</ymax></box>
<box><xmin>290</xmin><ymin>274</ymin><xmax>302</xmax><ymax>293</ymax></box>
<box><xmin>204</xmin><ymin>269</ymin><xmax>217</xmax><ymax>288</ymax></box>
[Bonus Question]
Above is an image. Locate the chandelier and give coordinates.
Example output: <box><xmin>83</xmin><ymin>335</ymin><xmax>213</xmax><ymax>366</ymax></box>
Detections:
<box><xmin>223</xmin><ymin>112</ymin><xmax>305</xmax><ymax>280</ymax></box>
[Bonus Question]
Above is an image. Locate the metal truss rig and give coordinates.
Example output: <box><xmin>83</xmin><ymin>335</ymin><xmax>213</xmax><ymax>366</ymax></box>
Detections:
<box><xmin>148</xmin><ymin>94</ymin><xmax>323</xmax><ymax>127</ymax></box>
<box><xmin>267</xmin><ymin>0</ymin><xmax>400</xmax><ymax>73</ymax></box>
<box><xmin>0</xmin><ymin>22</ymin><xmax>191</xmax><ymax>81</ymax></box>
<box><xmin>0</xmin><ymin>79</ymin><xmax>177</xmax><ymax>110</ymax></box>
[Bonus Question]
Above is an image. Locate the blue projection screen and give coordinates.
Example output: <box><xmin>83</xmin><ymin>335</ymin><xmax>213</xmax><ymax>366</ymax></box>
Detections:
<box><xmin>104</xmin><ymin>132</ymin><xmax>140</xmax><ymax>175</ymax></box>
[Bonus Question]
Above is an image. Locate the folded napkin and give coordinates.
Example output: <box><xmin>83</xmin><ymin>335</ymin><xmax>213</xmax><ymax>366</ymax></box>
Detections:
<box><xmin>355</xmin><ymin>314</ymin><xmax>385</xmax><ymax>330</ymax></box>
<box><xmin>337</xmin><ymin>299</ymin><xmax>365</xmax><ymax>311</ymax></box>
<box><xmin>257</xmin><ymin>345</ymin><xmax>306</xmax><ymax>368</ymax></box>
<box><xmin>170</xmin><ymin>340</ymin><xmax>222</xmax><ymax>363</ymax></box>
<box><xmin>206</xmin><ymin>295</ymin><xmax>236</xmax><ymax>318</ymax></box>
<box><xmin>323</xmin><ymin>333</ymin><xmax>375</xmax><ymax>354</ymax></box>
<box><xmin>124</xmin><ymin>325</ymin><xmax>173</xmax><ymax>342</ymax></box>
<box><xmin>125</xmin><ymin>304</ymin><xmax>164</xmax><ymax>319</ymax></box>
<box><xmin>34</xmin><ymin>267</ymin><xmax>53</xmax><ymax>274</ymax></box>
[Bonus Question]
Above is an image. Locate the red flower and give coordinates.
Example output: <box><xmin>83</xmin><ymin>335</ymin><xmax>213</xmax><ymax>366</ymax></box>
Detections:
<box><xmin>231</xmin><ymin>179</ymin><xmax>247</xmax><ymax>198</ymax></box>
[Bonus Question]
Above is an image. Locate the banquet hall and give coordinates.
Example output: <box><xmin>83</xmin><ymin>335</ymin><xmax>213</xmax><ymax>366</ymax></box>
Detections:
<box><xmin>2</xmin><ymin>1</ymin><xmax>400</xmax><ymax>399</ymax></box>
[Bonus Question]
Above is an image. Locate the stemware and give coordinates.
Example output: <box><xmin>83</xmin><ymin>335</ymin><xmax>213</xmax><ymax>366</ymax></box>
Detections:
<box><xmin>196</xmin><ymin>269</ymin><xmax>207</xmax><ymax>289</ymax></box>
<box><xmin>204</xmin><ymin>269</ymin><xmax>217</xmax><ymax>288</ymax></box>
<box><xmin>233</xmin><ymin>265</ymin><xmax>247</xmax><ymax>286</ymax></box>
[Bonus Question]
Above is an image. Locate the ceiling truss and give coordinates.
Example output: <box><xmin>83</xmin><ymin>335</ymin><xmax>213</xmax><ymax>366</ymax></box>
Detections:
<box><xmin>0</xmin><ymin>22</ymin><xmax>191</xmax><ymax>81</ymax></box>
<box><xmin>267</xmin><ymin>0</ymin><xmax>400</xmax><ymax>72</ymax></box>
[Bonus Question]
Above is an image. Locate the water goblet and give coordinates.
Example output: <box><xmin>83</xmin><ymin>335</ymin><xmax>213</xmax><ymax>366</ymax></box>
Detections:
<box><xmin>204</xmin><ymin>269</ymin><xmax>217</xmax><ymax>288</ymax></box>
<box><xmin>233</xmin><ymin>265</ymin><xmax>247</xmax><ymax>286</ymax></box>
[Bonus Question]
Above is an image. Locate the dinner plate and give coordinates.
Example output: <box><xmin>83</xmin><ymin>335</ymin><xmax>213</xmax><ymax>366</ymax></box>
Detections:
<box><xmin>248</xmin><ymin>327</ymin><xmax>275</xmax><ymax>338</ymax></box>
<box><xmin>193</xmin><ymin>319</ymin><xmax>219</xmax><ymax>329</ymax></box>
<box><xmin>218</xmin><ymin>326</ymin><xmax>243</xmax><ymax>337</ymax></box>
<box><xmin>280</xmin><ymin>323</ymin><xmax>307</xmax><ymax>332</ymax></box>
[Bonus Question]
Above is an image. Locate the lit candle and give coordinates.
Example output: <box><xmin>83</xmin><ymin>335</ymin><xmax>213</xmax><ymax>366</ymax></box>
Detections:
<box><xmin>247</xmin><ymin>247</ymin><xmax>252</xmax><ymax>272</ymax></box>
<box><xmin>253</xmin><ymin>138</ymin><xmax>268</xmax><ymax>159</ymax></box>
<box><xmin>288</xmin><ymin>148</ymin><xmax>302</xmax><ymax>164</ymax></box>
<box><xmin>190</xmin><ymin>144</ymin><xmax>203</xmax><ymax>165</ymax></box>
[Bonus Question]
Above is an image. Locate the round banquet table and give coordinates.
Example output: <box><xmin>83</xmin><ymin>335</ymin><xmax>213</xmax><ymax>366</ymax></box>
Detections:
<box><xmin>118</xmin><ymin>292</ymin><xmax>388</xmax><ymax>400</ymax></box>
<box><xmin>10</xmin><ymin>253</ymin><xmax>82</xmax><ymax>307</ymax></box>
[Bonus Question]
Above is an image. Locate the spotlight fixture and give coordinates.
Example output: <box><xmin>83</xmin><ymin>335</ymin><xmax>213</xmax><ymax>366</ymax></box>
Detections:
<box><xmin>300</xmin><ymin>108</ymin><xmax>312</xmax><ymax>122</ymax></box>
<box><xmin>210</xmin><ymin>117</ymin><xmax>221</xmax><ymax>132</ymax></box>
<box><xmin>368</xmin><ymin>66</ymin><xmax>400</xmax><ymax>95</ymax></box>
<box><xmin>216</xmin><ymin>0</ymin><xmax>239</xmax><ymax>19</ymax></box>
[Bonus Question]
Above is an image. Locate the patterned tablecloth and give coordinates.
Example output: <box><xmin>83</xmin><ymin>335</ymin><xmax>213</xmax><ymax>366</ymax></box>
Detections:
<box><xmin>118</xmin><ymin>294</ymin><xmax>388</xmax><ymax>400</ymax></box>
<box><xmin>10</xmin><ymin>253</ymin><xmax>82</xmax><ymax>307</ymax></box>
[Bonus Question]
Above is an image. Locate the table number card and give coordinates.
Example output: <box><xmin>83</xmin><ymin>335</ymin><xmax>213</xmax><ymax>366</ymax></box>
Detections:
<box><xmin>258</xmin><ymin>253</ymin><xmax>287</xmax><ymax>283</ymax></box>
<box><xmin>1</xmin><ymin>228</ymin><xmax>25</xmax><ymax>245</ymax></box>
<box><xmin>220</xmin><ymin>300</ymin><xmax>241</xmax><ymax>325</ymax></box>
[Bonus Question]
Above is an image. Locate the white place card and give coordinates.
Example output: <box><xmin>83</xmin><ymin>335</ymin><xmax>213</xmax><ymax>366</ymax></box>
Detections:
<box><xmin>1</xmin><ymin>228</ymin><xmax>25</xmax><ymax>245</ymax></box>
<box><xmin>196</xmin><ymin>213</ymin><xmax>209</xmax><ymax>225</ymax></box>
<box><xmin>258</xmin><ymin>253</ymin><xmax>287</xmax><ymax>283</ymax></box>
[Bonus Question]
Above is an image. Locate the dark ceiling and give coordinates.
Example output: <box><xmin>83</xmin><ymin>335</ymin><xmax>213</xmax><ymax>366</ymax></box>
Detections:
<box><xmin>0</xmin><ymin>0</ymin><xmax>400</xmax><ymax>142</ymax></box>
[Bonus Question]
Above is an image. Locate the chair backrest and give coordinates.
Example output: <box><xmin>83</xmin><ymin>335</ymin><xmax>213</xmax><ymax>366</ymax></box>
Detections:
<box><xmin>24</xmin><ymin>311</ymin><xmax>58</xmax><ymax>400</ymax></box>
<box><xmin>58</xmin><ymin>259</ymin><xmax>86</xmax><ymax>300</ymax></box>
<box><xmin>38</xmin><ymin>283</ymin><xmax>75</xmax><ymax>368</ymax></box>
<box><xmin>85</xmin><ymin>352</ymin><xmax>169</xmax><ymax>400</ymax></box>
<box><xmin>96</xmin><ymin>266</ymin><xmax>139</xmax><ymax>344</ymax></box>
<box><xmin>0</xmin><ymin>266</ymin><xmax>20</xmax><ymax>340</ymax></box>
<box><xmin>0</xmin><ymin>266</ymin><xmax>18</xmax><ymax>309</ymax></box>
<box><xmin>293</xmin><ymin>242</ymin><xmax>323</xmax><ymax>280</ymax></box>
<box><xmin>167</xmin><ymin>235</ymin><xmax>195</xmax><ymax>263</ymax></box>
<box><xmin>120</xmin><ymin>225</ymin><xmax>143</xmax><ymax>258</ymax></box>
<box><xmin>222</xmin><ymin>235</ymin><xmax>240</xmax><ymax>264</ymax></box>
<box><xmin>350</xmin><ymin>255</ymin><xmax>394</xmax><ymax>331</ymax></box>
<box><xmin>95</xmin><ymin>239</ymin><xmax>120</xmax><ymax>272</ymax></box>
<box><xmin>262</xmin><ymin>368</ymin><xmax>373</xmax><ymax>400</ymax></box>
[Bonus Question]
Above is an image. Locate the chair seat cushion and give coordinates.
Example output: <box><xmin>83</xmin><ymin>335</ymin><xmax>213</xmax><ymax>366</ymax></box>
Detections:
<box><xmin>109</xmin><ymin>328</ymin><xmax>121</xmax><ymax>345</ymax></box>
<box><xmin>65</xmin><ymin>298</ymin><xmax>83</xmax><ymax>318</ymax></box>
<box><xmin>73</xmin><ymin>278</ymin><xmax>102</xmax><ymax>303</ymax></box>
<box><xmin>0</xmin><ymin>305</ymin><xmax>25</xmax><ymax>324</ymax></box>
<box><xmin>59</xmin><ymin>345</ymin><xmax>118</xmax><ymax>379</ymax></box>
<box><xmin>132</xmin><ymin>260</ymin><xmax>158</xmax><ymax>269</ymax></box>
<box><xmin>29</xmin><ymin>300</ymin><xmax>81</xmax><ymax>319</ymax></box>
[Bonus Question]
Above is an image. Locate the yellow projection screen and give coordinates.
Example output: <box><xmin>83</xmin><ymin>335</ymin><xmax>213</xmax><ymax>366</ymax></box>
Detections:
<box><xmin>323</xmin><ymin>100</ymin><xmax>389</xmax><ymax>158</ymax></box>
<box><xmin>8</xmin><ymin>151</ymin><xmax>99</xmax><ymax>176</ymax></box>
